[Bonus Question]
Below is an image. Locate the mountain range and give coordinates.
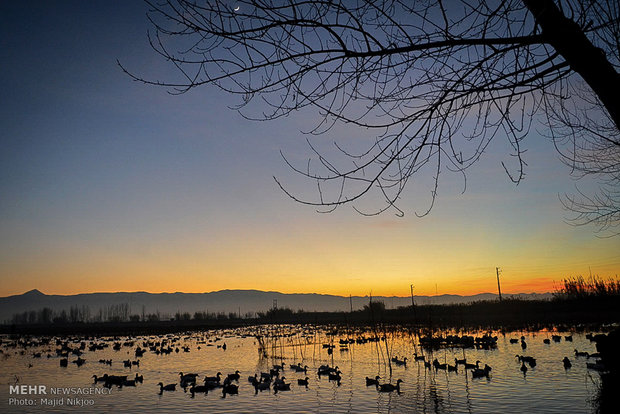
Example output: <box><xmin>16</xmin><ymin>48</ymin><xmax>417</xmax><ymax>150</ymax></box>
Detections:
<box><xmin>0</xmin><ymin>289</ymin><xmax>552</xmax><ymax>323</ymax></box>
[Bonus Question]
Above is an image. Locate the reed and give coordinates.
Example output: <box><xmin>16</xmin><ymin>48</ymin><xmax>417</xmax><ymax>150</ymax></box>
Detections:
<box><xmin>554</xmin><ymin>275</ymin><xmax>620</xmax><ymax>299</ymax></box>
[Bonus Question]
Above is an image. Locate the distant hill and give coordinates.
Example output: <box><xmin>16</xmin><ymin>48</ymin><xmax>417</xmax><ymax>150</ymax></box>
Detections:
<box><xmin>0</xmin><ymin>289</ymin><xmax>552</xmax><ymax>323</ymax></box>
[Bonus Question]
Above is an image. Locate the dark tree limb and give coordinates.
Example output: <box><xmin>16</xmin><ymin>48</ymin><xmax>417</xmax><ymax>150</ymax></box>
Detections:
<box><xmin>123</xmin><ymin>0</ymin><xmax>620</xmax><ymax>233</ymax></box>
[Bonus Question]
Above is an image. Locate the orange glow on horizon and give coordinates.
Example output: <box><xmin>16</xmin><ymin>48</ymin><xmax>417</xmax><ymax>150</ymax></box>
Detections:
<box><xmin>0</xmin><ymin>274</ymin><xmax>593</xmax><ymax>298</ymax></box>
<box><xmin>2</xmin><ymin>205</ymin><xmax>618</xmax><ymax>299</ymax></box>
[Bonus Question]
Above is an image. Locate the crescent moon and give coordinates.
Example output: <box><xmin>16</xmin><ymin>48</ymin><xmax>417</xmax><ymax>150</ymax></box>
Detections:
<box><xmin>234</xmin><ymin>6</ymin><xmax>240</xmax><ymax>11</ymax></box>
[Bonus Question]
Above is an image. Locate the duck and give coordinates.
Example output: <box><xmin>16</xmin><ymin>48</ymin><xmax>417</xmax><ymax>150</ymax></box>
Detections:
<box><xmin>222</xmin><ymin>382</ymin><xmax>238</xmax><ymax>397</ymax></box>
<box><xmin>509</xmin><ymin>338</ymin><xmax>519</xmax><ymax>344</ymax></box>
<box><xmin>464</xmin><ymin>360</ymin><xmax>480</xmax><ymax>370</ymax></box>
<box><xmin>328</xmin><ymin>371</ymin><xmax>342</xmax><ymax>382</ymax></box>
<box><xmin>433</xmin><ymin>359</ymin><xmax>447</xmax><ymax>370</ymax></box>
<box><xmin>273</xmin><ymin>383</ymin><xmax>291</xmax><ymax>393</ymax></box>
<box><xmin>574</xmin><ymin>349</ymin><xmax>589</xmax><ymax>357</ymax></box>
<box><xmin>543</xmin><ymin>338</ymin><xmax>551</xmax><ymax>344</ymax></box>
<box><xmin>73</xmin><ymin>357</ymin><xmax>86</xmax><ymax>367</ymax></box>
<box><xmin>454</xmin><ymin>357</ymin><xmax>467</xmax><ymax>365</ymax></box>
<box><xmin>472</xmin><ymin>365</ymin><xmax>491</xmax><ymax>379</ymax></box>
<box><xmin>378</xmin><ymin>379</ymin><xmax>403</xmax><ymax>392</ymax></box>
<box><xmin>318</xmin><ymin>365</ymin><xmax>339</xmax><ymax>376</ymax></box>
<box><xmin>563</xmin><ymin>357</ymin><xmax>572</xmax><ymax>369</ymax></box>
<box><xmin>565</xmin><ymin>335</ymin><xmax>573</xmax><ymax>342</ymax></box>
<box><xmin>254</xmin><ymin>381</ymin><xmax>271</xmax><ymax>393</ymax></box>
<box><xmin>204</xmin><ymin>372</ymin><xmax>222</xmax><ymax>383</ymax></box>
<box><xmin>104</xmin><ymin>375</ymin><xmax>127</xmax><ymax>387</ymax></box>
<box><xmin>121</xmin><ymin>379</ymin><xmax>136</xmax><ymax>387</ymax></box>
<box><xmin>297</xmin><ymin>377</ymin><xmax>309</xmax><ymax>387</ymax></box>
<box><xmin>447</xmin><ymin>364</ymin><xmax>458</xmax><ymax>372</ymax></box>
<box><xmin>392</xmin><ymin>357</ymin><xmax>408</xmax><ymax>366</ymax></box>
<box><xmin>293</xmin><ymin>365</ymin><xmax>308</xmax><ymax>373</ymax></box>
<box><xmin>248</xmin><ymin>374</ymin><xmax>258</xmax><ymax>385</ymax></box>
<box><xmin>203</xmin><ymin>378</ymin><xmax>221</xmax><ymax>389</ymax></box>
<box><xmin>516</xmin><ymin>355</ymin><xmax>537</xmax><ymax>367</ymax></box>
<box><xmin>158</xmin><ymin>382</ymin><xmax>176</xmax><ymax>391</ymax></box>
<box><xmin>189</xmin><ymin>384</ymin><xmax>209</xmax><ymax>395</ymax></box>
<box><xmin>134</xmin><ymin>373</ymin><xmax>143</xmax><ymax>383</ymax></box>
<box><xmin>179</xmin><ymin>372</ymin><xmax>199</xmax><ymax>381</ymax></box>
<box><xmin>180</xmin><ymin>373</ymin><xmax>198</xmax><ymax>387</ymax></box>
<box><xmin>226</xmin><ymin>370</ymin><xmax>240</xmax><ymax>382</ymax></box>
<box><xmin>92</xmin><ymin>375</ymin><xmax>107</xmax><ymax>383</ymax></box>
<box><xmin>273</xmin><ymin>379</ymin><xmax>291</xmax><ymax>392</ymax></box>
<box><xmin>365</xmin><ymin>376</ymin><xmax>380</xmax><ymax>386</ymax></box>
<box><xmin>413</xmin><ymin>353</ymin><xmax>425</xmax><ymax>361</ymax></box>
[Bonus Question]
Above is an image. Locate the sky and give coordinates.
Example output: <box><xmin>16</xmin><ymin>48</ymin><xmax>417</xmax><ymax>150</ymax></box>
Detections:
<box><xmin>1</xmin><ymin>1</ymin><xmax>618</xmax><ymax>298</ymax></box>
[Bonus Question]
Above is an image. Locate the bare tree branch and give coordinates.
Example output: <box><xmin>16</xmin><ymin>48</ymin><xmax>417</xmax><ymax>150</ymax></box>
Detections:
<box><xmin>123</xmin><ymin>0</ymin><xmax>620</xmax><ymax>233</ymax></box>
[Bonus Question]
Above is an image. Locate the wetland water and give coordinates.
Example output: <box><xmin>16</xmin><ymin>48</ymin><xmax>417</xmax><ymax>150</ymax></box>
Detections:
<box><xmin>0</xmin><ymin>326</ymin><xmax>605</xmax><ymax>413</ymax></box>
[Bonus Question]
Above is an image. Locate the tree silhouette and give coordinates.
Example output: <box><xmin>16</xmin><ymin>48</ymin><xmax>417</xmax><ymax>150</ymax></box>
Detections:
<box><xmin>123</xmin><ymin>0</ymin><xmax>619</xmax><ymax>232</ymax></box>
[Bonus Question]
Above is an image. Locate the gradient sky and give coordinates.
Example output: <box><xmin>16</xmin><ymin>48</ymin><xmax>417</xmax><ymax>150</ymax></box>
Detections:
<box><xmin>1</xmin><ymin>1</ymin><xmax>618</xmax><ymax>298</ymax></box>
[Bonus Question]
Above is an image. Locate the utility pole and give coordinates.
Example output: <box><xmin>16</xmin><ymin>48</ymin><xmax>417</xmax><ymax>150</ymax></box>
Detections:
<box><xmin>496</xmin><ymin>267</ymin><xmax>503</xmax><ymax>301</ymax></box>
<box><xmin>410</xmin><ymin>284</ymin><xmax>417</xmax><ymax>323</ymax></box>
<box><xmin>349</xmin><ymin>294</ymin><xmax>353</xmax><ymax>313</ymax></box>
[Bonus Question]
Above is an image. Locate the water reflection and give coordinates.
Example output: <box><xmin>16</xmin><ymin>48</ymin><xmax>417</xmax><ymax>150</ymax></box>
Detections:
<box><xmin>0</xmin><ymin>326</ymin><xmax>605</xmax><ymax>413</ymax></box>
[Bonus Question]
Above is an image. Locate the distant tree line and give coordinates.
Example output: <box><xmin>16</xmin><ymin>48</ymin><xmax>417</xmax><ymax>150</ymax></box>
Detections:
<box><xmin>177</xmin><ymin>310</ymin><xmax>258</xmax><ymax>321</ymax></box>
<box><xmin>7</xmin><ymin>279</ymin><xmax>620</xmax><ymax>327</ymax></box>
<box><xmin>10</xmin><ymin>303</ymin><xmax>164</xmax><ymax>325</ymax></box>
<box><xmin>8</xmin><ymin>303</ymin><xmax>266</xmax><ymax>325</ymax></box>
<box><xmin>9</xmin><ymin>301</ymin><xmax>391</xmax><ymax>325</ymax></box>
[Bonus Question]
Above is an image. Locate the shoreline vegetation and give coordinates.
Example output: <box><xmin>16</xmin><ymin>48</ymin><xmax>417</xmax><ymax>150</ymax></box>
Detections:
<box><xmin>2</xmin><ymin>276</ymin><xmax>618</xmax><ymax>336</ymax></box>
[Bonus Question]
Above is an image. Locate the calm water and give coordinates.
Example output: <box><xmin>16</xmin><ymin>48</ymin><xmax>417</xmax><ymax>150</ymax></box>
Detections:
<box><xmin>0</xmin><ymin>326</ymin><xmax>605</xmax><ymax>413</ymax></box>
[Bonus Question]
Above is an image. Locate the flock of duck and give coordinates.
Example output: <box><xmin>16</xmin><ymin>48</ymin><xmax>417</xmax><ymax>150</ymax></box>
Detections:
<box><xmin>82</xmin><ymin>331</ymin><xmax>606</xmax><ymax>399</ymax></box>
<box><xmin>509</xmin><ymin>334</ymin><xmax>607</xmax><ymax>376</ymax></box>
<box><xmin>146</xmin><ymin>363</ymin><xmax>406</xmax><ymax>397</ymax></box>
<box><xmin>374</xmin><ymin>331</ymin><xmax>610</xmax><ymax>387</ymax></box>
<box><xmin>2</xmin><ymin>327</ymin><xmax>609</xmax><ymax>405</ymax></box>
<box><xmin>77</xmin><ymin>331</ymin><xmax>411</xmax><ymax>397</ymax></box>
